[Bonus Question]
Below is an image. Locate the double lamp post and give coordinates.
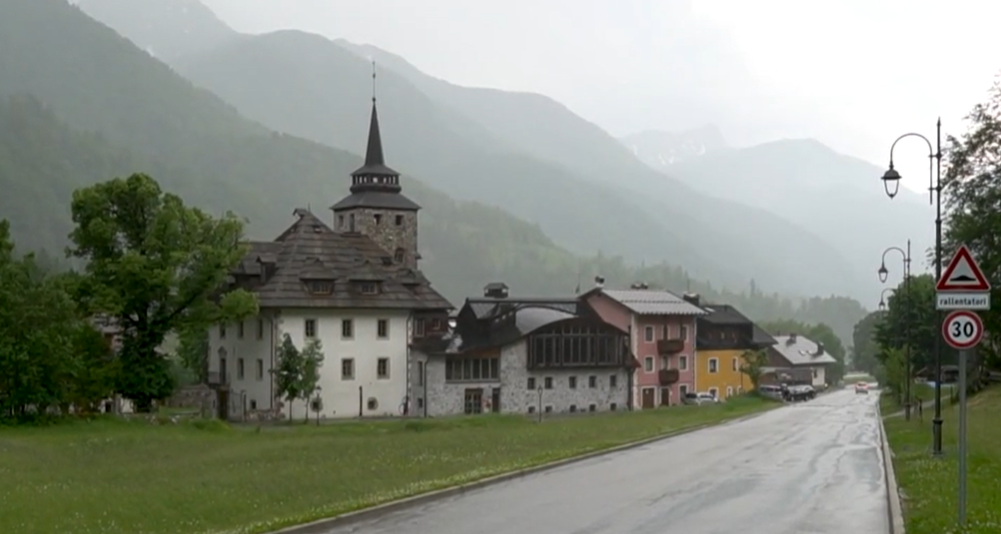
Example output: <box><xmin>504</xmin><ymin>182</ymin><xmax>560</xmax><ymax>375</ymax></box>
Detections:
<box><xmin>878</xmin><ymin>241</ymin><xmax>912</xmax><ymax>421</ymax></box>
<box><xmin>879</xmin><ymin>119</ymin><xmax>945</xmax><ymax>456</ymax></box>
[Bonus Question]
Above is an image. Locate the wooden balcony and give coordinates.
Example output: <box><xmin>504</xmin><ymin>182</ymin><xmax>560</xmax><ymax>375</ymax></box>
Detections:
<box><xmin>657</xmin><ymin>338</ymin><xmax>685</xmax><ymax>355</ymax></box>
<box><xmin>658</xmin><ymin>369</ymin><xmax>680</xmax><ymax>385</ymax></box>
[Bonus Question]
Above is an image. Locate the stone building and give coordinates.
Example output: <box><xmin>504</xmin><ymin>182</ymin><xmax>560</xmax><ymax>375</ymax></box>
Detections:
<box><xmin>412</xmin><ymin>283</ymin><xmax>635</xmax><ymax>416</ymax></box>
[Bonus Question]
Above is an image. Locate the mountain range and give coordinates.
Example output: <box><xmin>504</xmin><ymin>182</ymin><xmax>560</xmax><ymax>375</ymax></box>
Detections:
<box><xmin>0</xmin><ymin>0</ymin><xmax>874</xmax><ymax>344</ymax></box>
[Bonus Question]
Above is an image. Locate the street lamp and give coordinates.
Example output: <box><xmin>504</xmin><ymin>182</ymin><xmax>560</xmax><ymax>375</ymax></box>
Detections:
<box><xmin>881</xmin><ymin>120</ymin><xmax>945</xmax><ymax>456</ymax></box>
<box><xmin>881</xmin><ymin>241</ymin><xmax>912</xmax><ymax>420</ymax></box>
<box><xmin>879</xmin><ymin>288</ymin><xmax>894</xmax><ymax>311</ymax></box>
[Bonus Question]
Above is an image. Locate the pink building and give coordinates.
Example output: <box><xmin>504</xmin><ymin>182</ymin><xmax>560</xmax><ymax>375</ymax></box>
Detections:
<box><xmin>583</xmin><ymin>287</ymin><xmax>707</xmax><ymax>409</ymax></box>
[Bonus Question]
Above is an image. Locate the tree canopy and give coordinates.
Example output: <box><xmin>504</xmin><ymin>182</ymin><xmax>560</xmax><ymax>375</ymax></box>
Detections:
<box><xmin>67</xmin><ymin>173</ymin><xmax>257</xmax><ymax>411</ymax></box>
<box><xmin>872</xmin><ymin>274</ymin><xmax>952</xmax><ymax>373</ymax></box>
<box><xmin>943</xmin><ymin>73</ymin><xmax>1001</xmax><ymax>369</ymax></box>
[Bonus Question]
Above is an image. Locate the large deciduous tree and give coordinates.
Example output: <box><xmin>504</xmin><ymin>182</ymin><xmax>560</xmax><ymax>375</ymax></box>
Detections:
<box><xmin>943</xmin><ymin>73</ymin><xmax>1001</xmax><ymax>369</ymax></box>
<box><xmin>67</xmin><ymin>174</ymin><xmax>257</xmax><ymax>412</ymax></box>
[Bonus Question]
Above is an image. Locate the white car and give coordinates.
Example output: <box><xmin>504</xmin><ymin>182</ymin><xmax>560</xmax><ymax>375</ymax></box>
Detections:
<box><xmin>683</xmin><ymin>392</ymin><xmax>720</xmax><ymax>405</ymax></box>
<box><xmin>855</xmin><ymin>382</ymin><xmax>869</xmax><ymax>395</ymax></box>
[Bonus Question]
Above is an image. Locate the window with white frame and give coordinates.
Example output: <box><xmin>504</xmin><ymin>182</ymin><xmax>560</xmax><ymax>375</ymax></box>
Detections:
<box><xmin>678</xmin><ymin>355</ymin><xmax>688</xmax><ymax>371</ymax></box>
<box><xmin>644</xmin><ymin>326</ymin><xmax>654</xmax><ymax>342</ymax></box>
<box><xmin>708</xmin><ymin>358</ymin><xmax>719</xmax><ymax>373</ymax></box>
<box><xmin>644</xmin><ymin>356</ymin><xmax>654</xmax><ymax>373</ymax></box>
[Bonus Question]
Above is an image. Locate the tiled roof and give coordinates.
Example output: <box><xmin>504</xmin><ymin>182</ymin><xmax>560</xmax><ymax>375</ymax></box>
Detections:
<box><xmin>599</xmin><ymin>289</ymin><xmax>707</xmax><ymax>316</ymax></box>
<box><xmin>752</xmin><ymin>325</ymin><xmax>777</xmax><ymax>346</ymax></box>
<box><xmin>700</xmin><ymin>303</ymin><xmax>753</xmax><ymax>325</ymax></box>
<box><xmin>770</xmin><ymin>335</ymin><xmax>837</xmax><ymax>366</ymax></box>
<box><xmin>230</xmin><ymin>208</ymin><xmax>451</xmax><ymax>311</ymax></box>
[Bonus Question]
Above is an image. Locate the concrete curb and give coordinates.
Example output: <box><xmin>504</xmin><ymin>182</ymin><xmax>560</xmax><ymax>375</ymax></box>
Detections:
<box><xmin>270</xmin><ymin>409</ymin><xmax>772</xmax><ymax>534</ymax></box>
<box><xmin>877</xmin><ymin>400</ymin><xmax>906</xmax><ymax>534</ymax></box>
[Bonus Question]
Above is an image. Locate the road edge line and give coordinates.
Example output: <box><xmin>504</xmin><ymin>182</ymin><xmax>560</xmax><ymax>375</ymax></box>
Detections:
<box><xmin>269</xmin><ymin>409</ymin><xmax>773</xmax><ymax>534</ymax></box>
<box><xmin>877</xmin><ymin>398</ymin><xmax>907</xmax><ymax>534</ymax></box>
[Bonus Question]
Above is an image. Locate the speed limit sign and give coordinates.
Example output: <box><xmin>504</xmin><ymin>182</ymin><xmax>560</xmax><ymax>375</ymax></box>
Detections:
<box><xmin>943</xmin><ymin>310</ymin><xmax>984</xmax><ymax>350</ymax></box>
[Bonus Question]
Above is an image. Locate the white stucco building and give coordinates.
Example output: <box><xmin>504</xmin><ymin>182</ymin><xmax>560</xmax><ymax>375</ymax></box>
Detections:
<box><xmin>207</xmin><ymin>98</ymin><xmax>452</xmax><ymax>421</ymax></box>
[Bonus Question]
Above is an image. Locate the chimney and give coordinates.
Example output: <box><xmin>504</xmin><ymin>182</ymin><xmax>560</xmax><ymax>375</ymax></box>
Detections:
<box><xmin>682</xmin><ymin>292</ymin><xmax>700</xmax><ymax>307</ymax></box>
<box><xmin>813</xmin><ymin>342</ymin><xmax>825</xmax><ymax>356</ymax></box>
<box><xmin>483</xmin><ymin>282</ymin><xmax>509</xmax><ymax>299</ymax></box>
<box><xmin>594</xmin><ymin>275</ymin><xmax>605</xmax><ymax>289</ymax></box>
<box><xmin>629</xmin><ymin>282</ymin><xmax>649</xmax><ymax>290</ymax></box>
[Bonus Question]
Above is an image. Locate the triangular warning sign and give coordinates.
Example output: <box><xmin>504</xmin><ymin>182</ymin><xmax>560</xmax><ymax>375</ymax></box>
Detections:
<box><xmin>937</xmin><ymin>245</ymin><xmax>992</xmax><ymax>291</ymax></box>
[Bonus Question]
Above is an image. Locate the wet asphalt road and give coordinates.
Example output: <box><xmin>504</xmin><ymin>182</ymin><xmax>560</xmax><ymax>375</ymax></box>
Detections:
<box><xmin>322</xmin><ymin>389</ymin><xmax>887</xmax><ymax>534</ymax></box>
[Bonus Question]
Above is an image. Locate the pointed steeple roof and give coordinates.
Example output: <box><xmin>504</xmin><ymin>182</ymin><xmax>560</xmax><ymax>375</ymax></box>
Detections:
<box><xmin>331</xmin><ymin>96</ymin><xmax>420</xmax><ymax>213</ymax></box>
<box><xmin>349</xmin><ymin>100</ymin><xmax>401</xmax><ymax>192</ymax></box>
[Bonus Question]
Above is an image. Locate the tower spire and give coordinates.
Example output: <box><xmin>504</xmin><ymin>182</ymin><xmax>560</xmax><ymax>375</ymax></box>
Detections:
<box><xmin>349</xmin><ymin>61</ymin><xmax>400</xmax><ymax>192</ymax></box>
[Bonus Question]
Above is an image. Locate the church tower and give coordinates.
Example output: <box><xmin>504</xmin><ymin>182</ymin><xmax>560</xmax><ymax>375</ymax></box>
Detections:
<box><xmin>330</xmin><ymin>67</ymin><xmax>421</xmax><ymax>270</ymax></box>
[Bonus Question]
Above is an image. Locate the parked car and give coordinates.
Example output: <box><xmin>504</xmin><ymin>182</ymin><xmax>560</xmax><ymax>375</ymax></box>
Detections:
<box><xmin>683</xmin><ymin>392</ymin><xmax>719</xmax><ymax>405</ymax></box>
<box><xmin>784</xmin><ymin>385</ymin><xmax>815</xmax><ymax>402</ymax></box>
<box><xmin>855</xmin><ymin>382</ymin><xmax>869</xmax><ymax>395</ymax></box>
<box><xmin>758</xmin><ymin>384</ymin><xmax>785</xmax><ymax>401</ymax></box>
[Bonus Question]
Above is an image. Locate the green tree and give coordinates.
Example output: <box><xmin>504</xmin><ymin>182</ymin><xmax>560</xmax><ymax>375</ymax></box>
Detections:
<box><xmin>273</xmin><ymin>334</ymin><xmax>302</xmax><ymax>421</ymax></box>
<box><xmin>298</xmin><ymin>338</ymin><xmax>325</xmax><ymax>423</ymax></box>
<box><xmin>878</xmin><ymin>347</ymin><xmax>908</xmax><ymax>406</ymax></box>
<box><xmin>175</xmin><ymin>326</ymin><xmax>209</xmax><ymax>383</ymax></box>
<box><xmin>0</xmin><ymin>220</ymin><xmax>80</xmax><ymax>419</ymax></box>
<box><xmin>873</xmin><ymin>274</ymin><xmax>950</xmax><ymax>373</ymax></box>
<box><xmin>852</xmin><ymin>312</ymin><xmax>884</xmax><ymax>375</ymax></box>
<box><xmin>66</xmin><ymin>323</ymin><xmax>119</xmax><ymax>414</ymax></box>
<box><xmin>943</xmin><ymin>73</ymin><xmax>1001</xmax><ymax>369</ymax></box>
<box><xmin>740</xmin><ymin>349</ymin><xmax>769</xmax><ymax>390</ymax></box>
<box><xmin>67</xmin><ymin>174</ymin><xmax>258</xmax><ymax>412</ymax></box>
<box><xmin>759</xmin><ymin>319</ymin><xmax>846</xmax><ymax>385</ymax></box>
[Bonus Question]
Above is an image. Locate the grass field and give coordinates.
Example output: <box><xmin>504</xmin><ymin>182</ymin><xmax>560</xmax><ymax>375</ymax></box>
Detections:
<box><xmin>0</xmin><ymin>396</ymin><xmax>776</xmax><ymax>534</ymax></box>
<box><xmin>879</xmin><ymin>382</ymin><xmax>937</xmax><ymax>414</ymax></box>
<box><xmin>883</xmin><ymin>386</ymin><xmax>1001</xmax><ymax>534</ymax></box>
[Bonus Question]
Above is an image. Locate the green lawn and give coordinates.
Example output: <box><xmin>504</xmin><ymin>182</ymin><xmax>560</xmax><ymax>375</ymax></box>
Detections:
<box><xmin>879</xmin><ymin>382</ymin><xmax>937</xmax><ymax>414</ymax></box>
<box><xmin>883</xmin><ymin>386</ymin><xmax>1001</xmax><ymax>534</ymax></box>
<box><xmin>0</xmin><ymin>396</ymin><xmax>776</xmax><ymax>534</ymax></box>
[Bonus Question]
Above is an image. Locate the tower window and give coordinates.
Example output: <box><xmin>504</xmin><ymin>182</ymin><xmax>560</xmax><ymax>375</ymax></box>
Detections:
<box><xmin>338</xmin><ymin>215</ymin><xmax>344</xmax><ymax>229</ymax></box>
<box><xmin>349</xmin><ymin>214</ymin><xmax>355</xmax><ymax>232</ymax></box>
<box><xmin>373</xmin><ymin>214</ymin><xmax>382</xmax><ymax>225</ymax></box>
<box><xmin>395</xmin><ymin>215</ymin><xmax>404</xmax><ymax>226</ymax></box>
<box><xmin>394</xmin><ymin>248</ymin><xmax>405</xmax><ymax>264</ymax></box>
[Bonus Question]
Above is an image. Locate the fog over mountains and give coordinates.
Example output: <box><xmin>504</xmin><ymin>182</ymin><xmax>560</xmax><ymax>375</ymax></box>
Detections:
<box><xmin>4</xmin><ymin>0</ymin><xmax>935</xmax><ymax>344</ymax></box>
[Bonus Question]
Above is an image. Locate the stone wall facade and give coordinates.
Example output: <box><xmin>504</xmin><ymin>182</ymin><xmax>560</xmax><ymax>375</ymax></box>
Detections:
<box><xmin>418</xmin><ymin>340</ymin><xmax>630</xmax><ymax>417</ymax></box>
<box><xmin>333</xmin><ymin>208</ymin><xmax>418</xmax><ymax>270</ymax></box>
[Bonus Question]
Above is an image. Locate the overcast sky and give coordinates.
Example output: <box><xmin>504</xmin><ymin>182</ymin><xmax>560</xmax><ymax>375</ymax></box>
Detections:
<box><xmin>202</xmin><ymin>0</ymin><xmax>999</xmax><ymax>194</ymax></box>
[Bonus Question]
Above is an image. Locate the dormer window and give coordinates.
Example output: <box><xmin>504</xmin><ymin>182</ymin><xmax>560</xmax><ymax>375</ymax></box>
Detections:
<box><xmin>309</xmin><ymin>281</ymin><xmax>334</xmax><ymax>295</ymax></box>
<box><xmin>357</xmin><ymin>282</ymin><xmax>379</xmax><ymax>295</ymax></box>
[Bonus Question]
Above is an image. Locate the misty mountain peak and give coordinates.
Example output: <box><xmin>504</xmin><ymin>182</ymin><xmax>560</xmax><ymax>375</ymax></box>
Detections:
<box><xmin>77</xmin><ymin>0</ymin><xmax>237</xmax><ymax>60</ymax></box>
<box><xmin>620</xmin><ymin>125</ymin><xmax>728</xmax><ymax>167</ymax></box>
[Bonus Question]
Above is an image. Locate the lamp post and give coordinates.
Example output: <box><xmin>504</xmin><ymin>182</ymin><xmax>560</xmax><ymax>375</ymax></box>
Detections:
<box><xmin>880</xmin><ymin>119</ymin><xmax>944</xmax><ymax>456</ymax></box>
<box><xmin>880</xmin><ymin>240</ymin><xmax>912</xmax><ymax>420</ymax></box>
<box><xmin>879</xmin><ymin>288</ymin><xmax>895</xmax><ymax>311</ymax></box>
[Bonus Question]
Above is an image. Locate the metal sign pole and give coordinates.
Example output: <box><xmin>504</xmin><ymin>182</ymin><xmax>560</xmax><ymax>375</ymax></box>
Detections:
<box><xmin>958</xmin><ymin>349</ymin><xmax>967</xmax><ymax>527</ymax></box>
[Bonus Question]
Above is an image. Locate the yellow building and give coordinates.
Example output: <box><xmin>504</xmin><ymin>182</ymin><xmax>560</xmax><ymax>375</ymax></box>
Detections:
<box><xmin>694</xmin><ymin>304</ymin><xmax>774</xmax><ymax>400</ymax></box>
